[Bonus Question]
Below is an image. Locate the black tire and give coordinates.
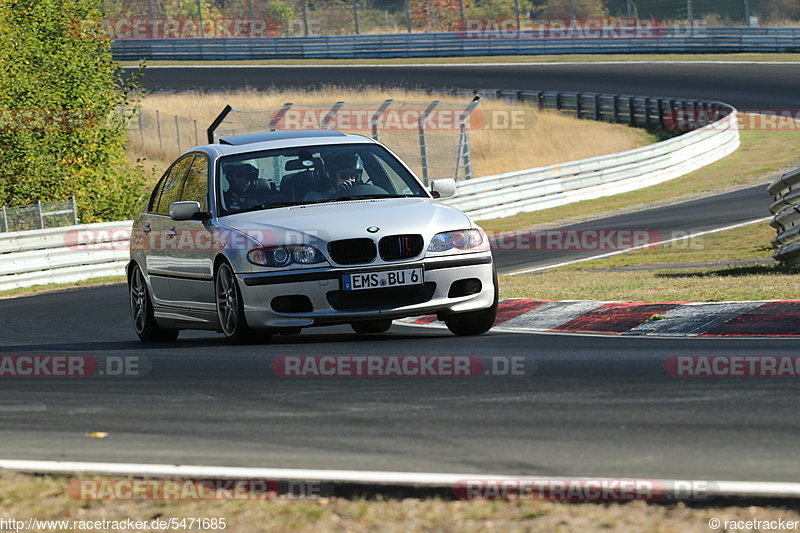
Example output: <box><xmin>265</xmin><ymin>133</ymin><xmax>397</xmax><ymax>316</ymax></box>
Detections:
<box><xmin>351</xmin><ymin>319</ymin><xmax>393</xmax><ymax>334</ymax></box>
<box><xmin>129</xmin><ymin>264</ymin><xmax>179</xmax><ymax>343</ymax></box>
<box><xmin>443</xmin><ymin>267</ymin><xmax>498</xmax><ymax>336</ymax></box>
<box><xmin>215</xmin><ymin>262</ymin><xmax>270</xmax><ymax>345</ymax></box>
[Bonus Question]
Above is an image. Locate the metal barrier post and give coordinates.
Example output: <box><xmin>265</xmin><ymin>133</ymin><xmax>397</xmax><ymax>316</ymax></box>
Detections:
<box><xmin>321</xmin><ymin>102</ymin><xmax>344</xmax><ymax>129</ymax></box>
<box><xmin>72</xmin><ymin>196</ymin><xmax>78</xmax><ymax>225</ymax></box>
<box><xmin>156</xmin><ymin>110</ymin><xmax>162</xmax><ymax>150</ymax></box>
<box><xmin>418</xmin><ymin>101</ymin><xmax>439</xmax><ymax>185</ymax></box>
<box><xmin>207</xmin><ymin>105</ymin><xmax>233</xmax><ymax>143</ymax></box>
<box><xmin>352</xmin><ymin>0</ymin><xmax>360</xmax><ymax>34</ymax></box>
<box><xmin>138</xmin><ymin>113</ymin><xmax>144</xmax><ymax>149</ymax></box>
<box><xmin>612</xmin><ymin>95</ymin><xmax>620</xmax><ymax>122</ymax></box>
<box><xmin>302</xmin><ymin>0</ymin><xmax>309</xmax><ymax>36</ymax></box>
<box><xmin>455</xmin><ymin>96</ymin><xmax>481</xmax><ymax>180</ymax></box>
<box><xmin>175</xmin><ymin>115</ymin><xmax>181</xmax><ymax>152</ymax></box>
<box><xmin>194</xmin><ymin>120</ymin><xmax>199</xmax><ymax>145</ymax></box>
<box><xmin>575</xmin><ymin>93</ymin><xmax>582</xmax><ymax>118</ymax></box>
<box><xmin>644</xmin><ymin>97</ymin><xmax>651</xmax><ymax>128</ymax></box>
<box><xmin>628</xmin><ymin>96</ymin><xmax>636</xmax><ymax>126</ymax></box>
<box><xmin>594</xmin><ymin>94</ymin><xmax>602</xmax><ymax>120</ymax></box>
<box><xmin>37</xmin><ymin>201</ymin><xmax>45</xmax><ymax>229</ymax></box>
<box><xmin>1</xmin><ymin>205</ymin><xmax>7</xmax><ymax>232</ymax></box>
<box><xmin>371</xmin><ymin>99</ymin><xmax>393</xmax><ymax>140</ymax></box>
<box><xmin>269</xmin><ymin>103</ymin><xmax>293</xmax><ymax>131</ymax></box>
<box><xmin>195</xmin><ymin>0</ymin><xmax>205</xmax><ymax>37</ymax></box>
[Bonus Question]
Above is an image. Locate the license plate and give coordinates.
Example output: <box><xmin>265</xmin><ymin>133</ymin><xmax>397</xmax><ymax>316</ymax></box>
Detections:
<box><xmin>342</xmin><ymin>268</ymin><xmax>423</xmax><ymax>291</ymax></box>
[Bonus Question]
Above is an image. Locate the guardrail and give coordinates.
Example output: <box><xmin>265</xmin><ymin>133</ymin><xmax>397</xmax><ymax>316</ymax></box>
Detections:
<box><xmin>0</xmin><ymin>222</ymin><xmax>131</xmax><ymax>291</ymax></box>
<box><xmin>768</xmin><ymin>168</ymin><xmax>800</xmax><ymax>264</ymax></box>
<box><xmin>442</xmin><ymin>89</ymin><xmax>739</xmax><ymax>220</ymax></box>
<box><xmin>111</xmin><ymin>27</ymin><xmax>800</xmax><ymax>60</ymax></box>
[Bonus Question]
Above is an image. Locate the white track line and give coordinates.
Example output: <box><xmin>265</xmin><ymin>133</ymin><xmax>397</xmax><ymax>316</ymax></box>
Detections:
<box><xmin>2</xmin><ymin>459</ymin><xmax>800</xmax><ymax>498</ymax></box>
<box><xmin>504</xmin><ymin>217</ymin><xmax>772</xmax><ymax>276</ymax></box>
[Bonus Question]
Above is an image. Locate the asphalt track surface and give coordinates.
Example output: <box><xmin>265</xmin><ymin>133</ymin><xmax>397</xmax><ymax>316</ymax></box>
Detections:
<box><xmin>131</xmin><ymin>62</ymin><xmax>800</xmax><ymax>110</ymax></box>
<box><xmin>1</xmin><ymin>283</ymin><xmax>799</xmax><ymax>481</ymax></box>
<box><xmin>492</xmin><ymin>183</ymin><xmax>772</xmax><ymax>273</ymax></box>
<box><xmin>2</xmin><ymin>63</ymin><xmax>797</xmax><ymax>482</ymax></box>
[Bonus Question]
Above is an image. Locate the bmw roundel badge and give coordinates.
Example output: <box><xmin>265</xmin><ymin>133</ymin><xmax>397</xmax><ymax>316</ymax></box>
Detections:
<box><xmin>366</xmin><ymin>226</ymin><xmax>380</xmax><ymax>233</ymax></box>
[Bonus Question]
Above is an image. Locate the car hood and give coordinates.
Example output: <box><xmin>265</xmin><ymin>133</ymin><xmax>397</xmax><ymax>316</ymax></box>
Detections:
<box><xmin>219</xmin><ymin>198</ymin><xmax>472</xmax><ymax>245</ymax></box>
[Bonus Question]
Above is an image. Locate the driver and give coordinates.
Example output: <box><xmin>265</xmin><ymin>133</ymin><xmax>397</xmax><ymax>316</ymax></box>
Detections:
<box><xmin>223</xmin><ymin>163</ymin><xmax>259</xmax><ymax>211</ymax></box>
<box><xmin>302</xmin><ymin>151</ymin><xmax>365</xmax><ymax>201</ymax></box>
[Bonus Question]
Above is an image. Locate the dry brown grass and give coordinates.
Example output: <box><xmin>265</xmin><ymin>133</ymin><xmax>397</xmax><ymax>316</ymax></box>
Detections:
<box><xmin>129</xmin><ymin>88</ymin><xmax>652</xmax><ymax>184</ymax></box>
<box><xmin>2</xmin><ymin>471</ymin><xmax>800</xmax><ymax>533</ymax></box>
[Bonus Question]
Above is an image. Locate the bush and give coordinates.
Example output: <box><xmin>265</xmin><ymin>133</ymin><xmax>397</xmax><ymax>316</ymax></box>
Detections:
<box><xmin>0</xmin><ymin>0</ymin><xmax>146</xmax><ymax>222</ymax></box>
<box><xmin>533</xmin><ymin>0</ymin><xmax>609</xmax><ymax>18</ymax></box>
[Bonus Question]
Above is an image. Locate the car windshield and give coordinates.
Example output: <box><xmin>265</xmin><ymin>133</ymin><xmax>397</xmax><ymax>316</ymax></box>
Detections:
<box><xmin>217</xmin><ymin>143</ymin><xmax>429</xmax><ymax>216</ymax></box>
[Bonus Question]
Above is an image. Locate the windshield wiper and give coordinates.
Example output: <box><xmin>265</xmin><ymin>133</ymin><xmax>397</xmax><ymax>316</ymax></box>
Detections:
<box><xmin>233</xmin><ymin>201</ymin><xmax>313</xmax><ymax>214</ymax></box>
<box><xmin>320</xmin><ymin>194</ymin><xmax>412</xmax><ymax>203</ymax></box>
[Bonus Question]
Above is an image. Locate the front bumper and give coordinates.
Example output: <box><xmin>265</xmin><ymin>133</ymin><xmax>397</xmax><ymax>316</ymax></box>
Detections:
<box><xmin>236</xmin><ymin>253</ymin><xmax>495</xmax><ymax>329</ymax></box>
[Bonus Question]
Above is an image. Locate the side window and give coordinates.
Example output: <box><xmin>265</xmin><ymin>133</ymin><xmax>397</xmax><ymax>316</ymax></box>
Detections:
<box><xmin>148</xmin><ymin>174</ymin><xmax>168</xmax><ymax>213</ymax></box>
<box><xmin>180</xmin><ymin>155</ymin><xmax>209</xmax><ymax>211</ymax></box>
<box><xmin>154</xmin><ymin>156</ymin><xmax>194</xmax><ymax>216</ymax></box>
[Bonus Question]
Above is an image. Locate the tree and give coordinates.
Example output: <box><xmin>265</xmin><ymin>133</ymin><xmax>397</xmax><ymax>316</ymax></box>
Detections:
<box><xmin>760</xmin><ymin>0</ymin><xmax>800</xmax><ymax>21</ymax></box>
<box><xmin>533</xmin><ymin>0</ymin><xmax>609</xmax><ymax>18</ymax></box>
<box><xmin>0</xmin><ymin>0</ymin><xmax>145</xmax><ymax>221</ymax></box>
<box><xmin>411</xmin><ymin>0</ymin><xmax>470</xmax><ymax>31</ymax></box>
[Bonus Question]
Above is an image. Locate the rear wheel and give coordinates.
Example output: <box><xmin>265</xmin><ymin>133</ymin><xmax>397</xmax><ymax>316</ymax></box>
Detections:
<box><xmin>351</xmin><ymin>319</ymin><xmax>393</xmax><ymax>334</ymax></box>
<box><xmin>215</xmin><ymin>262</ymin><xmax>270</xmax><ymax>345</ymax></box>
<box><xmin>129</xmin><ymin>264</ymin><xmax>179</xmax><ymax>343</ymax></box>
<box><xmin>443</xmin><ymin>267</ymin><xmax>498</xmax><ymax>336</ymax></box>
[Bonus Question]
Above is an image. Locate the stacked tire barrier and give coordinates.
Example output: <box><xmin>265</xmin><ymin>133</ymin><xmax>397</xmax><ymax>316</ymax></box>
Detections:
<box><xmin>768</xmin><ymin>168</ymin><xmax>800</xmax><ymax>264</ymax></box>
<box><xmin>0</xmin><ymin>222</ymin><xmax>132</xmax><ymax>291</ymax></box>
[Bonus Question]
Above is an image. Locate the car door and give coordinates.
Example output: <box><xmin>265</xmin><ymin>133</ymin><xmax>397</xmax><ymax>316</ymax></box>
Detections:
<box><xmin>145</xmin><ymin>155</ymin><xmax>194</xmax><ymax>305</ymax></box>
<box><xmin>165</xmin><ymin>153</ymin><xmax>217</xmax><ymax>311</ymax></box>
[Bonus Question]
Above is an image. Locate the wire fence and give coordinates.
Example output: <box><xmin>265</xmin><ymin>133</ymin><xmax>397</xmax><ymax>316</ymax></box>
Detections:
<box><xmin>0</xmin><ymin>198</ymin><xmax>79</xmax><ymax>233</ymax></box>
<box><xmin>98</xmin><ymin>0</ymin><xmax>784</xmax><ymax>40</ymax></box>
<box><xmin>128</xmin><ymin>108</ymin><xmax>203</xmax><ymax>162</ymax></box>
<box><xmin>209</xmin><ymin>98</ymin><xmax>481</xmax><ymax>183</ymax></box>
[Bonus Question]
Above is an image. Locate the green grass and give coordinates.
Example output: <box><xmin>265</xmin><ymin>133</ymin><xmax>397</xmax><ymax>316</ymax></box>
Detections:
<box><xmin>117</xmin><ymin>52</ymin><xmax>800</xmax><ymax>67</ymax></box>
<box><xmin>557</xmin><ymin>221</ymin><xmax>776</xmax><ymax>270</ymax></box>
<box><xmin>479</xmin><ymin>124</ymin><xmax>800</xmax><ymax>234</ymax></box>
<box><xmin>0</xmin><ymin>275</ymin><xmax>125</xmax><ymax>299</ymax></box>
<box><xmin>498</xmin><ymin>222</ymin><xmax>800</xmax><ymax>302</ymax></box>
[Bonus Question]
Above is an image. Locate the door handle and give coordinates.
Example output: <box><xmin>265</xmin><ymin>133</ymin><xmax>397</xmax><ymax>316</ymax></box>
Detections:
<box><xmin>166</xmin><ymin>227</ymin><xmax>177</xmax><ymax>239</ymax></box>
<box><xmin>141</xmin><ymin>223</ymin><xmax>151</xmax><ymax>234</ymax></box>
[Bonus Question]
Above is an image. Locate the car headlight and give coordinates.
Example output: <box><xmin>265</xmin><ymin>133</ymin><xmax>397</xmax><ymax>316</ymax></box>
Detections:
<box><xmin>427</xmin><ymin>229</ymin><xmax>485</xmax><ymax>253</ymax></box>
<box><xmin>248</xmin><ymin>245</ymin><xmax>325</xmax><ymax>267</ymax></box>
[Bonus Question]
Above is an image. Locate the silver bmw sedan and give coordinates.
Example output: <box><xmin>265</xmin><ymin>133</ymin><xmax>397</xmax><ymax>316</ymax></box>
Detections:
<box><xmin>128</xmin><ymin>130</ymin><xmax>497</xmax><ymax>343</ymax></box>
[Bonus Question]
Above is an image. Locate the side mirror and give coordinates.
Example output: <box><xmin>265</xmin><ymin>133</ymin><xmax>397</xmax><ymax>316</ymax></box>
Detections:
<box><xmin>430</xmin><ymin>178</ymin><xmax>457</xmax><ymax>199</ymax></box>
<box><xmin>170</xmin><ymin>201</ymin><xmax>209</xmax><ymax>221</ymax></box>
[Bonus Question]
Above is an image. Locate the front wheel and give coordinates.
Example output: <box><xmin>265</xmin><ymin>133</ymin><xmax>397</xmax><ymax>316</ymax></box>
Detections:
<box><xmin>351</xmin><ymin>319</ymin><xmax>393</xmax><ymax>334</ymax></box>
<box><xmin>443</xmin><ymin>268</ymin><xmax>498</xmax><ymax>336</ymax></box>
<box><xmin>129</xmin><ymin>264</ymin><xmax>179</xmax><ymax>343</ymax></box>
<box><xmin>215</xmin><ymin>262</ymin><xmax>270</xmax><ymax>345</ymax></box>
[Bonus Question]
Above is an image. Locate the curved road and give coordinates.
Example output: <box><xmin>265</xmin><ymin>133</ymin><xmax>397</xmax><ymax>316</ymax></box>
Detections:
<box><xmin>131</xmin><ymin>62</ymin><xmax>800</xmax><ymax>109</ymax></box>
<box><xmin>2</xmin><ymin>63</ymin><xmax>798</xmax><ymax>483</ymax></box>
<box><xmin>0</xmin><ymin>284</ymin><xmax>798</xmax><ymax>481</ymax></box>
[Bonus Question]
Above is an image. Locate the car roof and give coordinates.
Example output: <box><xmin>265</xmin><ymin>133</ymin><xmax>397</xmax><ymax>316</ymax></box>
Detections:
<box><xmin>198</xmin><ymin>130</ymin><xmax>378</xmax><ymax>157</ymax></box>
